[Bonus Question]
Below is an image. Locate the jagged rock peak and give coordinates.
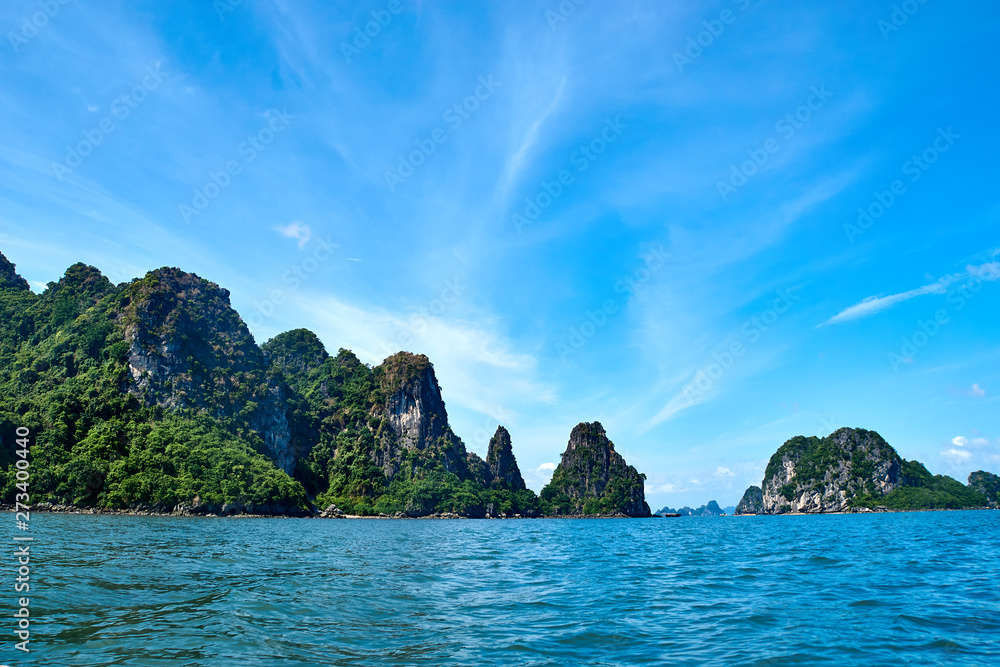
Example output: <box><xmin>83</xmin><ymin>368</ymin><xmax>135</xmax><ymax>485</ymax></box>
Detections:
<box><xmin>372</xmin><ymin>351</ymin><xmax>468</xmax><ymax>480</ymax></box>
<box><xmin>263</xmin><ymin>328</ymin><xmax>329</xmax><ymax>376</ymax></box>
<box><xmin>0</xmin><ymin>250</ymin><xmax>30</xmax><ymax>291</ymax></box>
<box><xmin>542</xmin><ymin>421</ymin><xmax>651</xmax><ymax>517</ymax></box>
<box><xmin>735</xmin><ymin>486</ymin><xmax>763</xmax><ymax>515</ymax></box>
<box><xmin>127</xmin><ymin>266</ymin><xmax>233</xmax><ymax>305</ymax></box>
<box><xmin>657</xmin><ymin>500</ymin><xmax>725</xmax><ymax>516</ymax></box>
<box><xmin>566</xmin><ymin>422</ymin><xmax>615</xmax><ymax>453</ymax></box>
<box><xmin>376</xmin><ymin>353</ymin><xmax>447</xmax><ymax>450</ymax></box>
<box><xmin>703</xmin><ymin>500</ymin><xmax>724</xmax><ymax>515</ymax></box>
<box><xmin>120</xmin><ymin>267</ymin><xmax>261</xmax><ymax>410</ymax></box>
<box><xmin>486</xmin><ymin>426</ymin><xmax>526</xmax><ymax>490</ymax></box>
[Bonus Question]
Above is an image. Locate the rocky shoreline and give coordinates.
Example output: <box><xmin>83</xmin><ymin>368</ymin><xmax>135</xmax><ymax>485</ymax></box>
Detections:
<box><xmin>1</xmin><ymin>502</ymin><xmax>646</xmax><ymax>520</ymax></box>
<box><xmin>9</xmin><ymin>502</ymin><xmax>992</xmax><ymax>520</ymax></box>
<box><xmin>733</xmin><ymin>506</ymin><xmax>995</xmax><ymax>516</ymax></box>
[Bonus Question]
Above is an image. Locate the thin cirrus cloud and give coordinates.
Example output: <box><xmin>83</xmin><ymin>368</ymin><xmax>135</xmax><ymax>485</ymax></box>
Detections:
<box><xmin>822</xmin><ymin>282</ymin><xmax>947</xmax><ymax>325</ymax></box>
<box><xmin>500</xmin><ymin>74</ymin><xmax>568</xmax><ymax>198</ymax></box>
<box><xmin>641</xmin><ymin>389</ymin><xmax>708</xmax><ymax>432</ymax></box>
<box><xmin>822</xmin><ymin>261</ymin><xmax>1000</xmax><ymax>326</ymax></box>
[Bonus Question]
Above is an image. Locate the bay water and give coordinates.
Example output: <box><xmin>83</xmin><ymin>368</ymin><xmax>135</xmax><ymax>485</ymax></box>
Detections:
<box><xmin>9</xmin><ymin>510</ymin><xmax>1000</xmax><ymax>665</ymax></box>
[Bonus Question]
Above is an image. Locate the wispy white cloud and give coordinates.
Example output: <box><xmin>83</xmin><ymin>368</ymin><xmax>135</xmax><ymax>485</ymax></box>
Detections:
<box><xmin>523</xmin><ymin>462</ymin><xmax>557</xmax><ymax>490</ymax></box>
<box><xmin>715</xmin><ymin>466</ymin><xmax>734</xmax><ymax>477</ymax></box>
<box><xmin>941</xmin><ymin>447</ymin><xmax>972</xmax><ymax>462</ymax></box>
<box><xmin>275</xmin><ymin>221</ymin><xmax>312</xmax><ymax>248</ymax></box>
<box><xmin>944</xmin><ymin>434</ymin><xmax>999</xmax><ymax>470</ymax></box>
<box><xmin>641</xmin><ymin>389</ymin><xmax>707</xmax><ymax>432</ymax></box>
<box><xmin>500</xmin><ymin>74</ymin><xmax>567</xmax><ymax>196</ymax></box>
<box><xmin>647</xmin><ymin>483</ymin><xmax>683</xmax><ymax>494</ymax></box>
<box><xmin>968</xmin><ymin>262</ymin><xmax>1000</xmax><ymax>280</ymax></box>
<box><xmin>823</xmin><ymin>261</ymin><xmax>1000</xmax><ymax>326</ymax></box>
<box><xmin>822</xmin><ymin>282</ymin><xmax>946</xmax><ymax>325</ymax></box>
<box><xmin>288</xmin><ymin>292</ymin><xmax>557</xmax><ymax>420</ymax></box>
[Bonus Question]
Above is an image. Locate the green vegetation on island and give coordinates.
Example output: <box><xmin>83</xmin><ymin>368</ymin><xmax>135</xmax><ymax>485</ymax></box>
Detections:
<box><xmin>735</xmin><ymin>427</ymin><xmax>993</xmax><ymax>514</ymax></box>
<box><xmin>0</xmin><ymin>259</ymin><xmax>311</xmax><ymax>513</ymax></box>
<box><xmin>967</xmin><ymin>470</ymin><xmax>1000</xmax><ymax>506</ymax></box>
<box><xmin>9</xmin><ymin>253</ymin><xmax>985</xmax><ymax>520</ymax></box>
<box><xmin>540</xmin><ymin>422</ymin><xmax>651</xmax><ymax>517</ymax></box>
<box><xmin>0</xmin><ymin>253</ymin><xmax>651</xmax><ymax>518</ymax></box>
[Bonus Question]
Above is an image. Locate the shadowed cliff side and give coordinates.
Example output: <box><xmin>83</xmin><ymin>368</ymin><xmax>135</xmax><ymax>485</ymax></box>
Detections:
<box><xmin>735</xmin><ymin>486</ymin><xmax>763</xmax><ymax>515</ymax></box>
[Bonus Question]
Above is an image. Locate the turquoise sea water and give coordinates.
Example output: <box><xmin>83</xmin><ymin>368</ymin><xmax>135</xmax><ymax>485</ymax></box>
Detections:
<box><xmin>8</xmin><ymin>510</ymin><xmax>1000</xmax><ymax>666</ymax></box>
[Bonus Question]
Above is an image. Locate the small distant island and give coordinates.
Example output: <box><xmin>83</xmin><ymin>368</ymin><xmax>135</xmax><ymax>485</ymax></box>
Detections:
<box><xmin>1</xmin><ymin>252</ymin><xmax>995</xmax><ymax>519</ymax></box>
<box><xmin>655</xmin><ymin>500</ymin><xmax>733</xmax><ymax>517</ymax></box>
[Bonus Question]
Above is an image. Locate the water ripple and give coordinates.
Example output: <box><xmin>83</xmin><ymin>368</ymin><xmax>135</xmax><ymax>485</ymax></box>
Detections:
<box><xmin>19</xmin><ymin>510</ymin><xmax>1000</xmax><ymax>665</ymax></box>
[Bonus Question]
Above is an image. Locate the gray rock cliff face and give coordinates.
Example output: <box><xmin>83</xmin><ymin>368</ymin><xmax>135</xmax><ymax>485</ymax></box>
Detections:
<box><xmin>761</xmin><ymin>428</ymin><xmax>902</xmax><ymax>514</ymax></box>
<box><xmin>248</xmin><ymin>383</ymin><xmax>296</xmax><ymax>473</ymax></box>
<box><xmin>735</xmin><ymin>486</ymin><xmax>763</xmax><ymax>514</ymax></box>
<box><xmin>373</xmin><ymin>352</ymin><xmax>479</xmax><ymax>481</ymax></box>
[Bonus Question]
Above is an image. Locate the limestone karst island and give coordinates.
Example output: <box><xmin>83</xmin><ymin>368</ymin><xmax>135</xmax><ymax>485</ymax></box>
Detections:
<box><xmin>1</xmin><ymin>253</ymin><xmax>996</xmax><ymax>517</ymax></box>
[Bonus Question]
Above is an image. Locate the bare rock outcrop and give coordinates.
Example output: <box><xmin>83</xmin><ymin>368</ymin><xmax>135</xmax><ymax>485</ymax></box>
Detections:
<box><xmin>761</xmin><ymin>428</ymin><xmax>902</xmax><ymax>514</ymax></box>
<box><xmin>372</xmin><ymin>352</ymin><xmax>479</xmax><ymax>482</ymax></box>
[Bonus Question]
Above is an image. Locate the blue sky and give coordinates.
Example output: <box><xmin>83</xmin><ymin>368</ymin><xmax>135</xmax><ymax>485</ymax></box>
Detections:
<box><xmin>1</xmin><ymin>0</ymin><xmax>998</xmax><ymax>509</ymax></box>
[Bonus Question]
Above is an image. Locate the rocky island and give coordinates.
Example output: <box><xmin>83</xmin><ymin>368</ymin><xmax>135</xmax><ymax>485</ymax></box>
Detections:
<box><xmin>539</xmin><ymin>422</ymin><xmax>651</xmax><ymax>517</ymax></box>
<box><xmin>2</xmin><ymin>252</ymin><xmax>992</xmax><ymax>520</ymax></box>
<box><xmin>967</xmin><ymin>470</ymin><xmax>1000</xmax><ymax>506</ymax></box>
<box><xmin>0</xmin><ymin>252</ymin><xmax>651</xmax><ymax>518</ymax></box>
<box><xmin>735</xmin><ymin>486</ymin><xmax>764</xmax><ymax>515</ymax></box>
<box><xmin>735</xmin><ymin>427</ymin><xmax>993</xmax><ymax>514</ymax></box>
